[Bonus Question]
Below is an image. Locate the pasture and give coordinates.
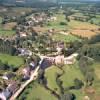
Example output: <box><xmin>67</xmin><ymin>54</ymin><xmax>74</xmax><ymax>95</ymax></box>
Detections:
<box><xmin>0</xmin><ymin>53</ymin><xmax>24</xmax><ymax>67</ymax></box>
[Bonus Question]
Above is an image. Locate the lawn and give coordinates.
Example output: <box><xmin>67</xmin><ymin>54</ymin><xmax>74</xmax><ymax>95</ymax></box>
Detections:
<box><xmin>52</xmin><ymin>33</ymin><xmax>80</xmax><ymax>42</ymax></box>
<box><xmin>0</xmin><ymin>54</ymin><xmax>24</xmax><ymax>67</ymax></box>
<box><xmin>45</xmin><ymin>66</ymin><xmax>62</xmax><ymax>94</ymax></box>
<box><xmin>18</xmin><ymin>82</ymin><xmax>57</xmax><ymax>100</ymax></box>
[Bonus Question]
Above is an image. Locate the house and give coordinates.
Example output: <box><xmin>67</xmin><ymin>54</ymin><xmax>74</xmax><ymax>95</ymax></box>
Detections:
<box><xmin>0</xmin><ymin>81</ymin><xmax>19</xmax><ymax>100</ymax></box>
<box><xmin>7</xmin><ymin>81</ymin><xmax>19</xmax><ymax>94</ymax></box>
<box><xmin>29</xmin><ymin>61</ymin><xmax>35</xmax><ymax>70</ymax></box>
<box><xmin>19</xmin><ymin>32</ymin><xmax>27</xmax><ymax>37</ymax></box>
<box><xmin>54</xmin><ymin>55</ymin><xmax>64</xmax><ymax>65</ymax></box>
<box><xmin>40</xmin><ymin>58</ymin><xmax>53</xmax><ymax>69</ymax></box>
<box><xmin>18</xmin><ymin>48</ymin><xmax>32</xmax><ymax>56</ymax></box>
<box><xmin>22</xmin><ymin>67</ymin><xmax>31</xmax><ymax>80</ymax></box>
<box><xmin>0</xmin><ymin>89</ymin><xmax>11</xmax><ymax>100</ymax></box>
<box><xmin>2</xmin><ymin>73</ymin><xmax>16</xmax><ymax>80</ymax></box>
<box><xmin>64</xmin><ymin>53</ymin><xmax>78</xmax><ymax>64</ymax></box>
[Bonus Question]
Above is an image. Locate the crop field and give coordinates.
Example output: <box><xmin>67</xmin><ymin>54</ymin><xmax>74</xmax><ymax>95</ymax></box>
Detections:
<box><xmin>68</xmin><ymin>20</ymin><xmax>100</xmax><ymax>38</ymax></box>
<box><xmin>52</xmin><ymin>33</ymin><xmax>80</xmax><ymax>42</ymax></box>
<box><xmin>3</xmin><ymin>22</ymin><xmax>17</xmax><ymax>30</ymax></box>
<box><xmin>0</xmin><ymin>22</ymin><xmax>16</xmax><ymax>36</ymax></box>
<box><xmin>70</xmin><ymin>30</ymin><xmax>97</xmax><ymax>38</ymax></box>
<box><xmin>68</xmin><ymin>20</ymin><xmax>99</xmax><ymax>30</ymax></box>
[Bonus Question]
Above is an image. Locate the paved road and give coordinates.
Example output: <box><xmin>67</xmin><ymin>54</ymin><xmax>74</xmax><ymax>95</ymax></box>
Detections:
<box><xmin>10</xmin><ymin>66</ymin><xmax>40</xmax><ymax>100</ymax></box>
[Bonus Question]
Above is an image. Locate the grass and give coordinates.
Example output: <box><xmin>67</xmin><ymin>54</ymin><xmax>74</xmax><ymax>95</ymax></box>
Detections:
<box><xmin>60</xmin><ymin>63</ymin><xmax>84</xmax><ymax>88</ymax></box>
<box><xmin>0</xmin><ymin>53</ymin><xmax>24</xmax><ymax>67</ymax></box>
<box><xmin>45</xmin><ymin>66</ymin><xmax>62</xmax><ymax>94</ymax></box>
<box><xmin>53</xmin><ymin>33</ymin><xmax>80</xmax><ymax>42</ymax></box>
<box><xmin>18</xmin><ymin>82</ymin><xmax>57</xmax><ymax>100</ymax></box>
<box><xmin>70</xmin><ymin>90</ymin><xmax>85</xmax><ymax>100</ymax></box>
<box><xmin>89</xmin><ymin>18</ymin><xmax>100</xmax><ymax>25</ymax></box>
<box><xmin>0</xmin><ymin>17</ymin><xmax>2</xmax><ymax>24</ymax></box>
<box><xmin>92</xmin><ymin>62</ymin><xmax>100</xmax><ymax>96</ymax></box>
<box><xmin>45</xmin><ymin>14</ymin><xmax>68</xmax><ymax>30</ymax></box>
<box><xmin>0</xmin><ymin>29</ymin><xmax>15</xmax><ymax>36</ymax></box>
<box><xmin>45</xmin><ymin>63</ymin><xmax>84</xmax><ymax>100</ymax></box>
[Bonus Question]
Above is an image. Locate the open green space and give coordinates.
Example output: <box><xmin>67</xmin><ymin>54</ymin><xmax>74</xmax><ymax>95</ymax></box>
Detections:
<box><xmin>45</xmin><ymin>14</ymin><xmax>68</xmax><ymax>30</ymax></box>
<box><xmin>0</xmin><ymin>53</ymin><xmax>24</xmax><ymax>67</ymax></box>
<box><xmin>68</xmin><ymin>20</ymin><xmax>99</xmax><ymax>30</ymax></box>
<box><xmin>0</xmin><ymin>29</ymin><xmax>15</xmax><ymax>36</ymax></box>
<box><xmin>18</xmin><ymin>82</ymin><xmax>57</xmax><ymax>100</ymax></box>
<box><xmin>60</xmin><ymin>64</ymin><xmax>84</xmax><ymax>88</ymax></box>
<box><xmin>45</xmin><ymin>66</ymin><xmax>62</xmax><ymax>94</ymax></box>
<box><xmin>0</xmin><ymin>17</ymin><xmax>2</xmax><ymax>24</ymax></box>
<box><xmin>53</xmin><ymin>33</ymin><xmax>80</xmax><ymax>42</ymax></box>
<box><xmin>92</xmin><ymin>62</ymin><xmax>100</xmax><ymax>95</ymax></box>
<box><xmin>45</xmin><ymin>63</ymin><xmax>84</xmax><ymax>99</ymax></box>
<box><xmin>70</xmin><ymin>90</ymin><xmax>85</xmax><ymax>100</ymax></box>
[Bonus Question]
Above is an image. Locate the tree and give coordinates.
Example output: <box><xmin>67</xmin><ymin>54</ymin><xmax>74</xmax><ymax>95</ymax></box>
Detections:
<box><xmin>74</xmin><ymin>78</ymin><xmax>84</xmax><ymax>89</ymax></box>
<box><xmin>60</xmin><ymin>22</ymin><xmax>67</xmax><ymax>25</ymax></box>
<box><xmin>61</xmin><ymin>92</ymin><xmax>76</xmax><ymax>100</ymax></box>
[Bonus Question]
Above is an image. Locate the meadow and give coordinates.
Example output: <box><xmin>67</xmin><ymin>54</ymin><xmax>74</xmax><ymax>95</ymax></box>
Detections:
<box><xmin>0</xmin><ymin>53</ymin><xmax>24</xmax><ymax>67</ymax></box>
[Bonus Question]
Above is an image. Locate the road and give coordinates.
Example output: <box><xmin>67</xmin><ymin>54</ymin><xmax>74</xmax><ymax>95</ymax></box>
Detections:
<box><xmin>10</xmin><ymin>66</ymin><xmax>40</xmax><ymax>100</ymax></box>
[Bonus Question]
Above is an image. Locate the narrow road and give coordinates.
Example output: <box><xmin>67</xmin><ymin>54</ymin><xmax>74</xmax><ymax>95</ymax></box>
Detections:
<box><xmin>10</xmin><ymin>66</ymin><xmax>40</xmax><ymax>100</ymax></box>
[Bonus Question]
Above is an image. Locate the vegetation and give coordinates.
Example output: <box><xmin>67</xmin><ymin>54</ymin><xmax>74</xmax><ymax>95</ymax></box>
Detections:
<box><xmin>18</xmin><ymin>82</ymin><xmax>57</xmax><ymax>100</ymax></box>
<box><xmin>0</xmin><ymin>53</ymin><xmax>24</xmax><ymax>67</ymax></box>
<box><xmin>53</xmin><ymin>33</ymin><xmax>80</xmax><ymax>42</ymax></box>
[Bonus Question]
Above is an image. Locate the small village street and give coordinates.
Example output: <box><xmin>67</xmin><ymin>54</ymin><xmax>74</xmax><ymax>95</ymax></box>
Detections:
<box><xmin>10</xmin><ymin>66</ymin><xmax>40</xmax><ymax>100</ymax></box>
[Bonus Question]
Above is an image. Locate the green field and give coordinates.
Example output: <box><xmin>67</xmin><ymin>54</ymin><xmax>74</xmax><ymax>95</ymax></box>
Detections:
<box><xmin>0</xmin><ymin>29</ymin><xmax>15</xmax><ymax>36</ymax></box>
<box><xmin>60</xmin><ymin>64</ymin><xmax>84</xmax><ymax>88</ymax></box>
<box><xmin>45</xmin><ymin>66</ymin><xmax>62</xmax><ymax>94</ymax></box>
<box><xmin>53</xmin><ymin>33</ymin><xmax>80</xmax><ymax>42</ymax></box>
<box><xmin>45</xmin><ymin>63</ymin><xmax>84</xmax><ymax>99</ymax></box>
<box><xmin>68</xmin><ymin>20</ymin><xmax>99</xmax><ymax>30</ymax></box>
<box><xmin>70</xmin><ymin>90</ymin><xmax>85</xmax><ymax>100</ymax></box>
<box><xmin>18</xmin><ymin>82</ymin><xmax>57</xmax><ymax>100</ymax></box>
<box><xmin>0</xmin><ymin>54</ymin><xmax>24</xmax><ymax>67</ymax></box>
<box><xmin>45</xmin><ymin>14</ymin><xmax>68</xmax><ymax>30</ymax></box>
<box><xmin>92</xmin><ymin>62</ymin><xmax>100</xmax><ymax>96</ymax></box>
<box><xmin>0</xmin><ymin>17</ymin><xmax>2</xmax><ymax>24</ymax></box>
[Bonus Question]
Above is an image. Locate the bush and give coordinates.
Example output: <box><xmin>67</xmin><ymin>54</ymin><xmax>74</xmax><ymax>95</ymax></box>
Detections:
<box><xmin>60</xmin><ymin>22</ymin><xmax>67</xmax><ymax>25</ymax></box>
<box><xmin>74</xmin><ymin>78</ymin><xmax>84</xmax><ymax>89</ymax></box>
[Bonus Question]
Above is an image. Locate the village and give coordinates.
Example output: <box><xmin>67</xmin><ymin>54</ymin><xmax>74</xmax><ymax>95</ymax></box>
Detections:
<box><xmin>0</xmin><ymin>1</ymin><xmax>100</xmax><ymax>100</ymax></box>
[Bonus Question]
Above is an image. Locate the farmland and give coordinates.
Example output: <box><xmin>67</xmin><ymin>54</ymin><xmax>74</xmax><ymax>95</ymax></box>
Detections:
<box><xmin>52</xmin><ymin>33</ymin><xmax>80</xmax><ymax>42</ymax></box>
<box><xmin>68</xmin><ymin>20</ymin><xmax>100</xmax><ymax>38</ymax></box>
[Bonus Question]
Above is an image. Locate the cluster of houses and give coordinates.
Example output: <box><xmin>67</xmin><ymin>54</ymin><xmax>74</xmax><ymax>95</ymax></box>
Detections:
<box><xmin>40</xmin><ymin>53</ymin><xmax>78</xmax><ymax>67</ymax></box>
<box><xmin>0</xmin><ymin>81</ymin><xmax>20</xmax><ymax>100</ymax></box>
<box><xmin>0</xmin><ymin>58</ymin><xmax>36</xmax><ymax>100</ymax></box>
<box><xmin>17</xmin><ymin>48</ymin><xmax>32</xmax><ymax>56</ymax></box>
